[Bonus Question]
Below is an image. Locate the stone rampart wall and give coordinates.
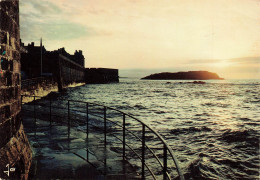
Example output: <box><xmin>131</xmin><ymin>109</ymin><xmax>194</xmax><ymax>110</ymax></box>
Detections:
<box><xmin>0</xmin><ymin>0</ymin><xmax>32</xmax><ymax>179</ymax></box>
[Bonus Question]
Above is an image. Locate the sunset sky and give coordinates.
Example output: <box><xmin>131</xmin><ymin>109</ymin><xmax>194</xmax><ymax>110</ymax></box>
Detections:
<box><xmin>20</xmin><ymin>0</ymin><xmax>260</xmax><ymax>79</ymax></box>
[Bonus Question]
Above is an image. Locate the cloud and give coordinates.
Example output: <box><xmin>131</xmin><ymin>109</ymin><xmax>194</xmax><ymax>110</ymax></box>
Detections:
<box><xmin>21</xmin><ymin>21</ymin><xmax>88</xmax><ymax>41</ymax></box>
<box><xmin>229</xmin><ymin>57</ymin><xmax>260</xmax><ymax>64</ymax></box>
<box><xmin>186</xmin><ymin>59</ymin><xmax>221</xmax><ymax>65</ymax></box>
<box><xmin>186</xmin><ymin>56</ymin><xmax>260</xmax><ymax>66</ymax></box>
<box><xmin>20</xmin><ymin>0</ymin><xmax>88</xmax><ymax>42</ymax></box>
<box><xmin>21</xmin><ymin>0</ymin><xmax>62</xmax><ymax>14</ymax></box>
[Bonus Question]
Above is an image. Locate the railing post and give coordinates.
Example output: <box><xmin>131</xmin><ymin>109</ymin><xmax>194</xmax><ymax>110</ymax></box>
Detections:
<box><xmin>123</xmin><ymin>114</ymin><xmax>126</xmax><ymax>160</ymax></box>
<box><xmin>68</xmin><ymin>100</ymin><xmax>70</xmax><ymax>138</ymax></box>
<box><xmin>103</xmin><ymin>106</ymin><xmax>107</xmax><ymax>175</ymax></box>
<box><xmin>33</xmin><ymin>96</ymin><xmax>36</xmax><ymax>122</ymax></box>
<box><xmin>34</xmin><ymin>96</ymin><xmax>36</xmax><ymax>138</ymax></box>
<box><xmin>104</xmin><ymin>107</ymin><xmax>107</xmax><ymax>144</ymax></box>
<box><xmin>163</xmin><ymin>144</ymin><xmax>168</xmax><ymax>180</ymax></box>
<box><xmin>49</xmin><ymin>97</ymin><xmax>52</xmax><ymax>126</ymax></box>
<box><xmin>86</xmin><ymin>103</ymin><xmax>89</xmax><ymax>139</ymax></box>
<box><xmin>142</xmin><ymin>124</ymin><xmax>145</xmax><ymax>179</ymax></box>
<box><xmin>87</xmin><ymin>148</ymin><xmax>89</xmax><ymax>161</ymax></box>
<box><xmin>86</xmin><ymin>103</ymin><xmax>89</xmax><ymax>162</ymax></box>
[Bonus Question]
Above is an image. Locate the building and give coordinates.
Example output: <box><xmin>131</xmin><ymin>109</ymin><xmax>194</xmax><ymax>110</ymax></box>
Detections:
<box><xmin>21</xmin><ymin>41</ymin><xmax>119</xmax><ymax>87</ymax></box>
<box><xmin>21</xmin><ymin>41</ymin><xmax>85</xmax><ymax>80</ymax></box>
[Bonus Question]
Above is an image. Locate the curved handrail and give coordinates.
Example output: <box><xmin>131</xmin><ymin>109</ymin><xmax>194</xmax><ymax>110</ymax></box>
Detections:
<box><xmin>21</xmin><ymin>95</ymin><xmax>185</xmax><ymax>180</ymax></box>
<box><xmin>104</xmin><ymin>117</ymin><xmax>171</xmax><ymax>179</ymax></box>
<box><xmin>70</xmin><ymin>100</ymin><xmax>184</xmax><ymax>179</ymax></box>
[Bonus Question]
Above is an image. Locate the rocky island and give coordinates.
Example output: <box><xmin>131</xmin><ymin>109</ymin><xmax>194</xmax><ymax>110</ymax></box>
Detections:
<box><xmin>141</xmin><ymin>71</ymin><xmax>224</xmax><ymax>80</ymax></box>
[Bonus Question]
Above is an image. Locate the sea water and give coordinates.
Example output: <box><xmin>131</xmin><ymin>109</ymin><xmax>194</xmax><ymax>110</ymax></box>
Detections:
<box><xmin>58</xmin><ymin>78</ymin><xmax>259</xmax><ymax>179</ymax></box>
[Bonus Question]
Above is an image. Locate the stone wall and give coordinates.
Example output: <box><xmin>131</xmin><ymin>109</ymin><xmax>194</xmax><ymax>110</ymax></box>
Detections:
<box><xmin>21</xmin><ymin>51</ymin><xmax>85</xmax><ymax>92</ymax></box>
<box><xmin>85</xmin><ymin>68</ymin><xmax>119</xmax><ymax>84</ymax></box>
<box><xmin>59</xmin><ymin>54</ymin><xmax>85</xmax><ymax>85</ymax></box>
<box><xmin>0</xmin><ymin>0</ymin><xmax>32</xmax><ymax>179</ymax></box>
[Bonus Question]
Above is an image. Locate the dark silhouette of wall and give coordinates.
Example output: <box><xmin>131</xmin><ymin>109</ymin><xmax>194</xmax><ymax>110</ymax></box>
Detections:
<box><xmin>21</xmin><ymin>44</ymin><xmax>85</xmax><ymax>79</ymax></box>
<box><xmin>50</xmin><ymin>53</ymin><xmax>85</xmax><ymax>91</ymax></box>
<box><xmin>58</xmin><ymin>54</ymin><xmax>85</xmax><ymax>84</ymax></box>
<box><xmin>56</xmin><ymin>47</ymin><xmax>85</xmax><ymax>67</ymax></box>
<box><xmin>21</xmin><ymin>45</ymin><xmax>85</xmax><ymax>91</ymax></box>
<box><xmin>85</xmin><ymin>68</ymin><xmax>119</xmax><ymax>84</ymax></box>
<box><xmin>0</xmin><ymin>0</ymin><xmax>32</xmax><ymax>179</ymax></box>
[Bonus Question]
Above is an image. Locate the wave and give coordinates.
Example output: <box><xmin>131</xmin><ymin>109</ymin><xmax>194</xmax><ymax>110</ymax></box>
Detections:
<box><xmin>184</xmin><ymin>153</ymin><xmax>259</xmax><ymax>180</ymax></box>
<box><xmin>219</xmin><ymin>129</ymin><xmax>259</xmax><ymax>147</ymax></box>
<box><xmin>201</xmin><ymin>102</ymin><xmax>231</xmax><ymax>108</ymax></box>
<box><xmin>133</xmin><ymin>104</ymin><xmax>147</xmax><ymax>110</ymax></box>
<box><xmin>170</xmin><ymin>126</ymin><xmax>212</xmax><ymax>135</ymax></box>
<box><xmin>152</xmin><ymin>90</ymin><xmax>164</xmax><ymax>93</ymax></box>
<box><xmin>153</xmin><ymin>110</ymin><xmax>166</xmax><ymax>114</ymax></box>
<box><xmin>184</xmin><ymin>157</ymin><xmax>223</xmax><ymax>180</ymax></box>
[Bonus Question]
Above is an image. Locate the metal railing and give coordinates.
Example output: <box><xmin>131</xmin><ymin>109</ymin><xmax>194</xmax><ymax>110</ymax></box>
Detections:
<box><xmin>21</xmin><ymin>95</ymin><xmax>184</xmax><ymax>180</ymax></box>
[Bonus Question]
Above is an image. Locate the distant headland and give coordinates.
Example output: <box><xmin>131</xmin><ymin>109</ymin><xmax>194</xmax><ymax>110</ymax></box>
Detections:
<box><xmin>141</xmin><ymin>71</ymin><xmax>224</xmax><ymax>80</ymax></box>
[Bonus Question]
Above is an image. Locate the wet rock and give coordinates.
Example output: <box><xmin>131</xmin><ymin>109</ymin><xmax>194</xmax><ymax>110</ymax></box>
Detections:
<box><xmin>32</xmin><ymin>143</ymin><xmax>41</xmax><ymax>148</ymax></box>
<box><xmin>192</xmin><ymin>81</ymin><xmax>206</xmax><ymax>84</ymax></box>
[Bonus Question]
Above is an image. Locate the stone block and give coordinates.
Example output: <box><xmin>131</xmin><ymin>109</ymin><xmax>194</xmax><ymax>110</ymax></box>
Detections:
<box><xmin>0</xmin><ymin>119</ymin><xmax>11</xmax><ymax>147</ymax></box>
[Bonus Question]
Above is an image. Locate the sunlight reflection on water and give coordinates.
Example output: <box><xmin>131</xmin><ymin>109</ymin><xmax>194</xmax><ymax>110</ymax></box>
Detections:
<box><xmin>60</xmin><ymin>78</ymin><xmax>259</xmax><ymax>179</ymax></box>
